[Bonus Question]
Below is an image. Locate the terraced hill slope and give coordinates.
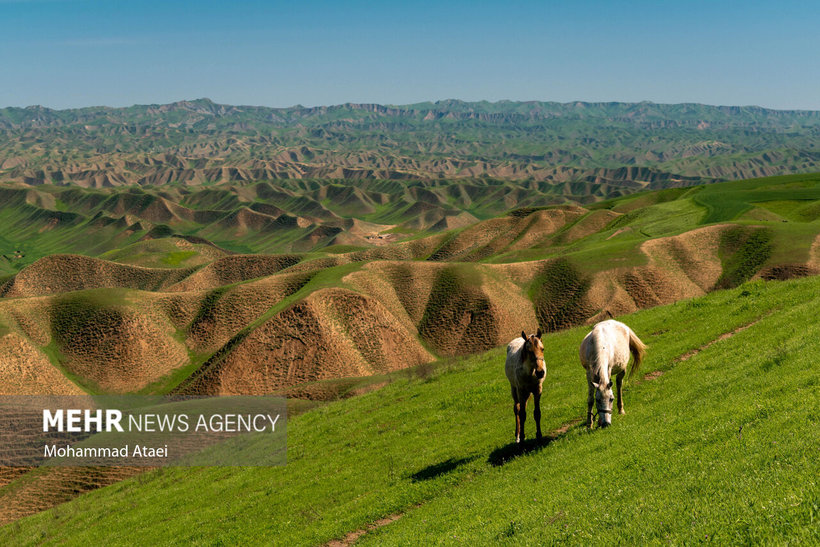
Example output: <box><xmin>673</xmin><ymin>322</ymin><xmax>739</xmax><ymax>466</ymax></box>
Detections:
<box><xmin>1</xmin><ymin>172</ymin><xmax>819</xmax><ymax>401</ymax></box>
<box><xmin>4</xmin><ymin>99</ymin><xmax>820</xmax><ymax>191</ymax></box>
<box><xmin>2</xmin><ymin>273</ymin><xmax>817</xmax><ymax>544</ymax></box>
<box><xmin>0</xmin><ymin>179</ymin><xmax>647</xmax><ymax>278</ymax></box>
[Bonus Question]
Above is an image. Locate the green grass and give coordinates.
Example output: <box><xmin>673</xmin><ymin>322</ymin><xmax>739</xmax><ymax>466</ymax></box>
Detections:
<box><xmin>604</xmin><ymin>197</ymin><xmax>706</xmax><ymax>238</ymax></box>
<box><xmin>693</xmin><ymin>173</ymin><xmax>820</xmax><ymax>224</ymax></box>
<box><xmin>2</xmin><ymin>173</ymin><xmax>820</xmax><ymax>543</ymax></box>
<box><xmin>320</xmin><ymin>244</ymin><xmax>369</xmax><ymax>254</ymax></box>
<box><xmin>494</xmin><ymin>172</ymin><xmax>820</xmax><ymax>275</ymax></box>
<box><xmin>715</xmin><ymin>226</ymin><xmax>773</xmax><ymax>289</ymax></box>
<box><xmin>135</xmin><ymin>351</ymin><xmax>209</xmax><ymax>395</ymax></box>
<box><xmin>160</xmin><ymin>250</ymin><xmax>198</xmax><ymax>266</ymax></box>
<box><xmin>756</xmin><ymin>200</ymin><xmax>811</xmax><ymax>221</ymax></box>
<box><xmin>3</xmin><ymin>276</ymin><xmax>818</xmax><ymax>545</ymax></box>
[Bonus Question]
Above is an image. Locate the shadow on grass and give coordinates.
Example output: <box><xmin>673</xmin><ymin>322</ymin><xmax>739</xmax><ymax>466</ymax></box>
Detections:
<box><xmin>487</xmin><ymin>422</ymin><xmax>585</xmax><ymax>467</ymax></box>
<box><xmin>410</xmin><ymin>456</ymin><xmax>478</xmax><ymax>482</ymax></box>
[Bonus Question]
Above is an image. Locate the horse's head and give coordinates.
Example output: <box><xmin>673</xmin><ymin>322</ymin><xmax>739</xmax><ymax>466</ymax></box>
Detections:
<box><xmin>521</xmin><ymin>328</ymin><xmax>545</xmax><ymax>380</ymax></box>
<box><xmin>591</xmin><ymin>379</ymin><xmax>614</xmax><ymax>428</ymax></box>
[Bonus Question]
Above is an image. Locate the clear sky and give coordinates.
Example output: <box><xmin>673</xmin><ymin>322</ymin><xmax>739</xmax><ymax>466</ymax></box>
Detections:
<box><xmin>1</xmin><ymin>0</ymin><xmax>818</xmax><ymax>110</ymax></box>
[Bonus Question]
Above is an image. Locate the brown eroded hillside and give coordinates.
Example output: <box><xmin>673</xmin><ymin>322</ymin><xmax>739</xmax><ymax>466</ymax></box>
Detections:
<box><xmin>3</xmin><ymin>173</ymin><xmax>820</xmax><ymax>401</ymax></box>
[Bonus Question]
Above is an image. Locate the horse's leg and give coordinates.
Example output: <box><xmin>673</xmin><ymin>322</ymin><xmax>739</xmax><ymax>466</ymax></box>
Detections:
<box><xmin>616</xmin><ymin>370</ymin><xmax>626</xmax><ymax>415</ymax></box>
<box><xmin>533</xmin><ymin>387</ymin><xmax>543</xmax><ymax>439</ymax></box>
<box><xmin>586</xmin><ymin>381</ymin><xmax>594</xmax><ymax>428</ymax></box>
<box><xmin>511</xmin><ymin>387</ymin><xmax>521</xmax><ymax>443</ymax></box>
<box><xmin>517</xmin><ymin>389</ymin><xmax>528</xmax><ymax>442</ymax></box>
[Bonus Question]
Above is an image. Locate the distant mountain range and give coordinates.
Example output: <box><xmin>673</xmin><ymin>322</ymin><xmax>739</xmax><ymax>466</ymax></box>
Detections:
<box><xmin>1</xmin><ymin>99</ymin><xmax>819</xmax><ymax>193</ymax></box>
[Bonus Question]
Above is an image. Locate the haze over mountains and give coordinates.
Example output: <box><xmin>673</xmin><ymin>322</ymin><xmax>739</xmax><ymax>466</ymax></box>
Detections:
<box><xmin>2</xmin><ymin>99</ymin><xmax>820</xmax><ymax>192</ymax></box>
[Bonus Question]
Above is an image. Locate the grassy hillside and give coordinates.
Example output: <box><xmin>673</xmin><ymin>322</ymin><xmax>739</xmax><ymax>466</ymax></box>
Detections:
<box><xmin>1</xmin><ymin>172</ymin><xmax>819</xmax><ymax>278</ymax></box>
<box><xmin>2</xmin><ymin>275</ymin><xmax>817</xmax><ymax>545</ymax></box>
<box><xmin>0</xmin><ymin>174</ymin><xmax>806</xmax><ymax>272</ymax></box>
<box><xmin>0</xmin><ymin>179</ymin><xmax>612</xmax><ymax>276</ymax></box>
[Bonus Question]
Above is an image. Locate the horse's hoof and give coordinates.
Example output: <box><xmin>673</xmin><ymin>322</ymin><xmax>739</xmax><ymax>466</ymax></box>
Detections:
<box><xmin>536</xmin><ymin>433</ymin><xmax>543</xmax><ymax>440</ymax></box>
<box><xmin>515</xmin><ymin>436</ymin><xmax>521</xmax><ymax>444</ymax></box>
<box><xmin>619</xmin><ymin>409</ymin><xmax>626</xmax><ymax>415</ymax></box>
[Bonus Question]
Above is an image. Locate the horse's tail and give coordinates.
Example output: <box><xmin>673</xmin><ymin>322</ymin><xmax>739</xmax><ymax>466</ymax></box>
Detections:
<box><xmin>627</xmin><ymin>328</ymin><xmax>647</xmax><ymax>378</ymax></box>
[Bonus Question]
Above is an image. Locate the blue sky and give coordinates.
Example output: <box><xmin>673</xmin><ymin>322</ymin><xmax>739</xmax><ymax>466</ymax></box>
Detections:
<box><xmin>1</xmin><ymin>0</ymin><xmax>818</xmax><ymax>110</ymax></box>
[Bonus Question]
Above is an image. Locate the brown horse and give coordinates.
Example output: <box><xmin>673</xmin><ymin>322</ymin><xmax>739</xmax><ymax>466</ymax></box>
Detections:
<box><xmin>505</xmin><ymin>329</ymin><xmax>546</xmax><ymax>443</ymax></box>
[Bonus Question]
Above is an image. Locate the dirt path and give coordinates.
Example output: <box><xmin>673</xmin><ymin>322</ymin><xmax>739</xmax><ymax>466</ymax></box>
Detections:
<box><xmin>674</xmin><ymin>319</ymin><xmax>760</xmax><ymax>363</ymax></box>
<box><xmin>325</xmin><ymin>509</ymin><xmax>415</xmax><ymax>547</ymax></box>
<box><xmin>639</xmin><ymin>370</ymin><xmax>665</xmax><ymax>382</ymax></box>
<box><xmin>549</xmin><ymin>417</ymin><xmax>584</xmax><ymax>436</ymax></box>
<box><xmin>636</xmin><ymin>317</ymin><xmax>763</xmax><ymax>384</ymax></box>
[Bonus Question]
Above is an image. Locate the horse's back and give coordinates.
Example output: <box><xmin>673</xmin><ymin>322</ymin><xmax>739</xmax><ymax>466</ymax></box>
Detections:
<box><xmin>591</xmin><ymin>320</ymin><xmax>632</xmax><ymax>346</ymax></box>
<box><xmin>581</xmin><ymin>319</ymin><xmax>633</xmax><ymax>372</ymax></box>
<box><xmin>579</xmin><ymin>330</ymin><xmax>593</xmax><ymax>368</ymax></box>
<box><xmin>507</xmin><ymin>336</ymin><xmax>525</xmax><ymax>355</ymax></box>
<box><xmin>505</xmin><ymin>337</ymin><xmax>525</xmax><ymax>385</ymax></box>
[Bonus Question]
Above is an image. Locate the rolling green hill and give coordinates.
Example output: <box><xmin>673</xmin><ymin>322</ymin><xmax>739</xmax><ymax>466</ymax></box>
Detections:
<box><xmin>1</xmin><ymin>274</ymin><xmax>817</xmax><ymax>545</ymax></box>
<box><xmin>1</xmin><ymin>172</ymin><xmax>820</xmax><ymax>277</ymax></box>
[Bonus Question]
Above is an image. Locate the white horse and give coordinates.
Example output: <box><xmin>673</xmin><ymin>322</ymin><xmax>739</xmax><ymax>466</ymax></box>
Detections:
<box><xmin>579</xmin><ymin>320</ymin><xmax>646</xmax><ymax>428</ymax></box>
<box><xmin>505</xmin><ymin>329</ymin><xmax>546</xmax><ymax>443</ymax></box>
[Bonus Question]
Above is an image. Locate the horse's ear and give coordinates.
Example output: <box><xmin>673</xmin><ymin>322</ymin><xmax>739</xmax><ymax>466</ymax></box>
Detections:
<box><xmin>536</xmin><ymin>328</ymin><xmax>542</xmax><ymax>339</ymax></box>
<box><xmin>521</xmin><ymin>331</ymin><xmax>527</xmax><ymax>341</ymax></box>
<box><xmin>592</xmin><ymin>382</ymin><xmax>599</xmax><ymax>389</ymax></box>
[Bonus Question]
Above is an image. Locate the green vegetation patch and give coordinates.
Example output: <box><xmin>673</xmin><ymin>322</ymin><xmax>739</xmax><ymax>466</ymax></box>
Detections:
<box><xmin>161</xmin><ymin>250</ymin><xmax>197</xmax><ymax>266</ymax></box>
<box><xmin>715</xmin><ymin>226</ymin><xmax>773</xmax><ymax>289</ymax></box>
<box><xmin>694</xmin><ymin>173</ymin><xmax>820</xmax><ymax>224</ymax></box>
